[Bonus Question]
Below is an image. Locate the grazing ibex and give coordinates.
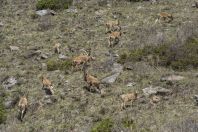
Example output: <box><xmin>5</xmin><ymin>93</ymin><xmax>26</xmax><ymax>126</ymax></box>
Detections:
<box><xmin>120</xmin><ymin>91</ymin><xmax>138</xmax><ymax>110</ymax></box>
<box><xmin>83</xmin><ymin>63</ymin><xmax>101</xmax><ymax>93</ymax></box>
<box><xmin>108</xmin><ymin>31</ymin><xmax>122</xmax><ymax>47</ymax></box>
<box><xmin>18</xmin><ymin>96</ymin><xmax>28</xmax><ymax>121</ymax></box>
<box><xmin>53</xmin><ymin>43</ymin><xmax>61</xmax><ymax>54</ymax></box>
<box><xmin>72</xmin><ymin>49</ymin><xmax>95</xmax><ymax>70</ymax></box>
<box><xmin>40</xmin><ymin>75</ymin><xmax>54</xmax><ymax>95</ymax></box>
<box><xmin>106</xmin><ymin>19</ymin><xmax>121</xmax><ymax>33</ymax></box>
<box><xmin>155</xmin><ymin>12</ymin><xmax>173</xmax><ymax>23</ymax></box>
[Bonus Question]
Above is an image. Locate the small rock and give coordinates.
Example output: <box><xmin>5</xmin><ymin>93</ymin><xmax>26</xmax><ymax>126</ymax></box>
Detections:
<box><xmin>41</xmin><ymin>63</ymin><xmax>47</xmax><ymax>70</ymax></box>
<box><xmin>101</xmin><ymin>73</ymin><xmax>120</xmax><ymax>84</ymax></box>
<box><xmin>111</xmin><ymin>63</ymin><xmax>123</xmax><ymax>73</ymax></box>
<box><xmin>58</xmin><ymin>54</ymin><xmax>69</xmax><ymax>60</ymax></box>
<box><xmin>192</xmin><ymin>2</ymin><xmax>198</xmax><ymax>8</ymax></box>
<box><xmin>9</xmin><ymin>46</ymin><xmax>19</xmax><ymax>51</ymax></box>
<box><xmin>127</xmin><ymin>82</ymin><xmax>136</xmax><ymax>87</ymax></box>
<box><xmin>95</xmin><ymin>10</ymin><xmax>106</xmax><ymax>15</ymax></box>
<box><xmin>137</xmin><ymin>6</ymin><xmax>143</xmax><ymax>10</ymax></box>
<box><xmin>40</xmin><ymin>53</ymin><xmax>48</xmax><ymax>59</ymax></box>
<box><xmin>194</xmin><ymin>73</ymin><xmax>198</xmax><ymax>77</ymax></box>
<box><xmin>124</xmin><ymin>62</ymin><xmax>134</xmax><ymax>70</ymax></box>
<box><xmin>160</xmin><ymin>75</ymin><xmax>185</xmax><ymax>81</ymax></box>
<box><xmin>36</xmin><ymin>9</ymin><xmax>56</xmax><ymax>16</ymax></box>
<box><xmin>66</xmin><ymin>7</ymin><xmax>78</xmax><ymax>13</ymax></box>
<box><xmin>0</xmin><ymin>22</ymin><xmax>3</xmax><ymax>26</ymax></box>
<box><xmin>43</xmin><ymin>95</ymin><xmax>57</xmax><ymax>105</ymax></box>
<box><xmin>143</xmin><ymin>86</ymin><xmax>172</xmax><ymax>96</ymax></box>
<box><xmin>151</xmin><ymin>0</ymin><xmax>158</xmax><ymax>4</ymax></box>
<box><xmin>23</xmin><ymin>50</ymin><xmax>42</xmax><ymax>59</ymax></box>
<box><xmin>97</xmin><ymin>0</ymin><xmax>108</xmax><ymax>6</ymax></box>
<box><xmin>2</xmin><ymin>76</ymin><xmax>18</xmax><ymax>90</ymax></box>
<box><xmin>194</xmin><ymin>95</ymin><xmax>198</xmax><ymax>105</ymax></box>
<box><xmin>4</xmin><ymin>100</ymin><xmax>15</xmax><ymax>109</ymax></box>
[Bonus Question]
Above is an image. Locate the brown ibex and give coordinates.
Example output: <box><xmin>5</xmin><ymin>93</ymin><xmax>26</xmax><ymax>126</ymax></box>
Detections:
<box><xmin>120</xmin><ymin>91</ymin><xmax>138</xmax><ymax>110</ymax></box>
<box><xmin>108</xmin><ymin>31</ymin><xmax>122</xmax><ymax>47</ymax></box>
<box><xmin>18</xmin><ymin>95</ymin><xmax>28</xmax><ymax>121</ymax></box>
<box><xmin>53</xmin><ymin>43</ymin><xmax>61</xmax><ymax>54</ymax></box>
<box><xmin>40</xmin><ymin>75</ymin><xmax>54</xmax><ymax>95</ymax></box>
<box><xmin>72</xmin><ymin>49</ymin><xmax>95</xmax><ymax>70</ymax></box>
<box><xmin>155</xmin><ymin>12</ymin><xmax>173</xmax><ymax>23</ymax></box>
<box><xmin>83</xmin><ymin>63</ymin><xmax>101</xmax><ymax>93</ymax></box>
<box><xmin>106</xmin><ymin>19</ymin><xmax>121</xmax><ymax>33</ymax></box>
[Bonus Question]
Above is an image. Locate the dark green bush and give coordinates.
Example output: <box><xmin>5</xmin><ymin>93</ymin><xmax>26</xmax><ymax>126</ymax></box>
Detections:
<box><xmin>0</xmin><ymin>99</ymin><xmax>6</xmax><ymax>124</ymax></box>
<box><xmin>91</xmin><ymin>118</ymin><xmax>113</xmax><ymax>132</ymax></box>
<box><xmin>47</xmin><ymin>59</ymin><xmax>72</xmax><ymax>71</ymax></box>
<box><xmin>36</xmin><ymin>0</ymin><xmax>73</xmax><ymax>10</ymax></box>
<box><xmin>118</xmin><ymin>38</ymin><xmax>198</xmax><ymax>70</ymax></box>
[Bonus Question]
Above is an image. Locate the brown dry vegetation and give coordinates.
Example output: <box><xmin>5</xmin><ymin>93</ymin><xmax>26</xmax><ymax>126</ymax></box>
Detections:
<box><xmin>0</xmin><ymin>0</ymin><xmax>198</xmax><ymax>131</ymax></box>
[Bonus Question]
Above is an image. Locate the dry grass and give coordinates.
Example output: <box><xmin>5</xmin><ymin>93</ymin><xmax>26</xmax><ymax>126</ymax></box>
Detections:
<box><xmin>0</xmin><ymin>0</ymin><xmax>198</xmax><ymax>131</ymax></box>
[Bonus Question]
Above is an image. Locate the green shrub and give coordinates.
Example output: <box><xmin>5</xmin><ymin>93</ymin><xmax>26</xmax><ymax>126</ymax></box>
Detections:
<box><xmin>36</xmin><ymin>0</ymin><xmax>73</xmax><ymax>10</ymax></box>
<box><xmin>0</xmin><ymin>100</ymin><xmax>6</xmax><ymax>124</ymax></box>
<box><xmin>118</xmin><ymin>38</ymin><xmax>198</xmax><ymax>70</ymax></box>
<box><xmin>47</xmin><ymin>59</ymin><xmax>72</xmax><ymax>71</ymax></box>
<box><xmin>117</xmin><ymin>52</ymin><xmax>128</xmax><ymax>64</ymax></box>
<box><xmin>91</xmin><ymin>118</ymin><xmax>113</xmax><ymax>132</ymax></box>
<box><xmin>122</xmin><ymin>117</ymin><xmax>135</xmax><ymax>128</ymax></box>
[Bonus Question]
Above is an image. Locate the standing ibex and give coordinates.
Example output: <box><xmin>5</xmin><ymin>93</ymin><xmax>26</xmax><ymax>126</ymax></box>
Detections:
<box><xmin>40</xmin><ymin>75</ymin><xmax>54</xmax><ymax>95</ymax></box>
<box><xmin>72</xmin><ymin>49</ymin><xmax>95</xmax><ymax>70</ymax></box>
<box><xmin>120</xmin><ymin>91</ymin><xmax>138</xmax><ymax>110</ymax></box>
<box><xmin>83</xmin><ymin>63</ymin><xmax>101</xmax><ymax>93</ymax></box>
<box><xmin>155</xmin><ymin>12</ymin><xmax>173</xmax><ymax>23</ymax></box>
<box><xmin>18</xmin><ymin>95</ymin><xmax>28</xmax><ymax>121</ymax></box>
<box><xmin>108</xmin><ymin>31</ymin><xmax>122</xmax><ymax>47</ymax></box>
<box><xmin>53</xmin><ymin>43</ymin><xmax>61</xmax><ymax>54</ymax></box>
<box><xmin>106</xmin><ymin>19</ymin><xmax>121</xmax><ymax>33</ymax></box>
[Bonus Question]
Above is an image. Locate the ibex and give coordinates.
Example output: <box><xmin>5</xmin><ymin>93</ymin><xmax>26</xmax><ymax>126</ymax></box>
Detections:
<box><xmin>72</xmin><ymin>49</ymin><xmax>95</xmax><ymax>70</ymax></box>
<box><xmin>53</xmin><ymin>43</ymin><xmax>61</xmax><ymax>54</ymax></box>
<box><xmin>40</xmin><ymin>75</ymin><xmax>54</xmax><ymax>95</ymax></box>
<box><xmin>155</xmin><ymin>12</ymin><xmax>173</xmax><ymax>23</ymax></box>
<box><xmin>83</xmin><ymin>63</ymin><xmax>101</xmax><ymax>93</ymax></box>
<box><xmin>108</xmin><ymin>31</ymin><xmax>122</xmax><ymax>47</ymax></box>
<box><xmin>18</xmin><ymin>96</ymin><xmax>28</xmax><ymax>121</ymax></box>
<box><xmin>120</xmin><ymin>91</ymin><xmax>138</xmax><ymax>110</ymax></box>
<box><xmin>106</xmin><ymin>19</ymin><xmax>121</xmax><ymax>33</ymax></box>
<box><xmin>150</xmin><ymin>95</ymin><xmax>161</xmax><ymax>105</ymax></box>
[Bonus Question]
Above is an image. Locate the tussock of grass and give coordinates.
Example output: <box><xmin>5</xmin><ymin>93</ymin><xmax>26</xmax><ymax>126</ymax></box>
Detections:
<box><xmin>118</xmin><ymin>38</ymin><xmax>198</xmax><ymax>70</ymax></box>
<box><xmin>91</xmin><ymin>118</ymin><xmax>113</xmax><ymax>132</ymax></box>
<box><xmin>0</xmin><ymin>99</ymin><xmax>6</xmax><ymax>124</ymax></box>
<box><xmin>36</xmin><ymin>0</ymin><xmax>73</xmax><ymax>10</ymax></box>
<box><xmin>47</xmin><ymin>59</ymin><xmax>72</xmax><ymax>71</ymax></box>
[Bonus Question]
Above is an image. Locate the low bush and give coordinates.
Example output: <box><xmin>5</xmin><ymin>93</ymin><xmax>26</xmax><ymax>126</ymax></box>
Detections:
<box><xmin>91</xmin><ymin>118</ymin><xmax>113</xmax><ymax>132</ymax></box>
<box><xmin>36</xmin><ymin>0</ymin><xmax>73</xmax><ymax>10</ymax></box>
<box><xmin>118</xmin><ymin>38</ymin><xmax>198</xmax><ymax>70</ymax></box>
<box><xmin>47</xmin><ymin>59</ymin><xmax>72</xmax><ymax>71</ymax></box>
<box><xmin>0</xmin><ymin>99</ymin><xmax>6</xmax><ymax>124</ymax></box>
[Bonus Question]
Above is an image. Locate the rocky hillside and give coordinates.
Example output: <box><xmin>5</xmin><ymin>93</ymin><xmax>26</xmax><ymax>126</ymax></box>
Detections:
<box><xmin>0</xmin><ymin>0</ymin><xmax>198</xmax><ymax>131</ymax></box>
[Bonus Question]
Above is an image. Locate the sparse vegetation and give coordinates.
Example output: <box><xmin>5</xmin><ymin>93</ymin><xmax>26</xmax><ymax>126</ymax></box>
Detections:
<box><xmin>118</xmin><ymin>38</ymin><xmax>198</xmax><ymax>70</ymax></box>
<box><xmin>1</xmin><ymin>0</ymin><xmax>198</xmax><ymax>131</ymax></box>
<box><xmin>36</xmin><ymin>0</ymin><xmax>73</xmax><ymax>10</ymax></box>
<box><xmin>0</xmin><ymin>99</ymin><xmax>6</xmax><ymax>124</ymax></box>
<box><xmin>47</xmin><ymin>59</ymin><xmax>72</xmax><ymax>71</ymax></box>
<box><xmin>91</xmin><ymin>118</ymin><xmax>113</xmax><ymax>132</ymax></box>
<box><xmin>122</xmin><ymin>117</ymin><xmax>135</xmax><ymax>128</ymax></box>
